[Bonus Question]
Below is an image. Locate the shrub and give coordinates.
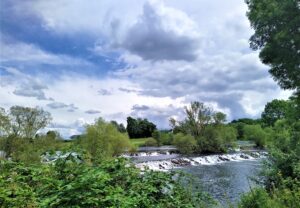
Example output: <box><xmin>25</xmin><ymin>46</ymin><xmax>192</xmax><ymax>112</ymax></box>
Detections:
<box><xmin>197</xmin><ymin>125</ymin><xmax>237</xmax><ymax>153</ymax></box>
<box><xmin>0</xmin><ymin>158</ymin><xmax>215</xmax><ymax>208</ymax></box>
<box><xmin>79</xmin><ymin>118</ymin><xmax>132</xmax><ymax>163</ymax></box>
<box><xmin>144</xmin><ymin>138</ymin><xmax>158</xmax><ymax>146</ymax></box>
<box><xmin>173</xmin><ymin>133</ymin><xmax>197</xmax><ymax>154</ymax></box>
<box><xmin>160</xmin><ymin>132</ymin><xmax>173</xmax><ymax>145</ymax></box>
<box><xmin>243</xmin><ymin>125</ymin><xmax>269</xmax><ymax>147</ymax></box>
<box><xmin>238</xmin><ymin>187</ymin><xmax>300</xmax><ymax>208</ymax></box>
<box><xmin>0</xmin><ymin>135</ymin><xmax>65</xmax><ymax>164</ymax></box>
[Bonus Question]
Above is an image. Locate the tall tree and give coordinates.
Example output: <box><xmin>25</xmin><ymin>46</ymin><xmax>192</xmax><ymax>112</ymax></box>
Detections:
<box><xmin>9</xmin><ymin>106</ymin><xmax>52</xmax><ymax>139</ymax></box>
<box><xmin>246</xmin><ymin>0</ymin><xmax>300</xmax><ymax>91</ymax></box>
<box><xmin>184</xmin><ymin>102</ymin><xmax>213</xmax><ymax>137</ymax></box>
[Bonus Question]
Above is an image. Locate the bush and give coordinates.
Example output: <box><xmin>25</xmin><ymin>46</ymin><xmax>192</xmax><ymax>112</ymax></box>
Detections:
<box><xmin>238</xmin><ymin>187</ymin><xmax>300</xmax><ymax>208</ymax></box>
<box><xmin>197</xmin><ymin>125</ymin><xmax>237</xmax><ymax>153</ymax></box>
<box><xmin>144</xmin><ymin>138</ymin><xmax>158</xmax><ymax>146</ymax></box>
<box><xmin>160</xmin><ymin>132</ymin><xmax>173</xmax><ymax>145</ymax></box>
<box><xmin>0</xmin><ymin>134</ymin><xmax>65</xmax><ymax>164</ymax></box>
<box><xmin>243</xmin><ymin>125</ymin><xmax>269</xmax><ymax>147</ymax></box>
<box><xmin>79</xmin><ymin>118</ymin><xmax>132</xmax><ymax>163</ymax></box>
<box><xmin>0</xmin><ymin>158</ymin><xmax>215</xmax><ymax>208</ymax></box>
<box><xmin>173</xmin><ymin>133</ymin><xmax>197</xmax><ymax>154</ymax></box>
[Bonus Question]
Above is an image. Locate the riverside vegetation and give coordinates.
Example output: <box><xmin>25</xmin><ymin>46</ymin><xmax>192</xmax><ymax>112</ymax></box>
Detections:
<box><xmin>1</xmin><ymin>96</ymin><xmax>299</xmax><ymax>207</ymax></box>
<box><xmin>1</xmin><ymin>0</ymin><xmax>300</xmax><ymax>207</ymax></box>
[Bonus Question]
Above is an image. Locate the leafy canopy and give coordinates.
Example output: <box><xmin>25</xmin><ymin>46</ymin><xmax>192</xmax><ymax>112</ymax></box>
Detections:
<box><xmin>246</xmin><ymin>0</ymin><xmax>300</xmax><ymax>91</ymax></box>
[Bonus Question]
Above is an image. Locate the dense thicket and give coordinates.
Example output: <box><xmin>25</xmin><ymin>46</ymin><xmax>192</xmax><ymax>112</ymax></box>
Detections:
<box><xmin>0</xmin><ymin>158</ymin><xmax>215</xmax><ymax>208</ymax></box>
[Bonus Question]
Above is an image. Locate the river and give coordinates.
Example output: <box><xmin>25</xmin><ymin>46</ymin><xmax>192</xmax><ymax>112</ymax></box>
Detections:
<box><xmin>124</xmin><ymin>149</ymin><xmax>265</xmax><ymax>206</ymax></box>
<box><xmin>179</xmin><ymin>159</ymin><xmax>262</xmax><ymax>206</ymax></box>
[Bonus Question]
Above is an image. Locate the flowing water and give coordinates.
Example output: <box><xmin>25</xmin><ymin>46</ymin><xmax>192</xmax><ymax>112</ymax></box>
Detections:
<box><xmin>124</xmin><ymin>149</ymin><xmax>265</xmax><ymax>205</ymax></box>
<box><xmin>179</xmin><ymin>159</ymin><xmax>262</xmax><ymax>205</ymax></box>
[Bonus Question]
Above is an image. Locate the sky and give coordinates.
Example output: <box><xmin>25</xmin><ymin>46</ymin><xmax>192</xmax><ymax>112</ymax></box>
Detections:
<box><xmin>0</xmin><ymin>0</ymin><xmax>292</xmax><ymax>137</ymax></box>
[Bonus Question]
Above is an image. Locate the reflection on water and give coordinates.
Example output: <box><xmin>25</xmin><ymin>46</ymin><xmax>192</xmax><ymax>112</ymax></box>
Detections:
<box><xmin>179</xmin><ymin>160</ymin><xmax>262</xmax><ymax>205</ymax></box>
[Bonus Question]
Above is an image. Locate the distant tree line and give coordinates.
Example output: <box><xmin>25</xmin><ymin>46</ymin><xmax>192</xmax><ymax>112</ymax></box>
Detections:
<box><xmin>126</xmin><ymin>117</ymin><xmax>156</xmax><ymax>138</ymax></box>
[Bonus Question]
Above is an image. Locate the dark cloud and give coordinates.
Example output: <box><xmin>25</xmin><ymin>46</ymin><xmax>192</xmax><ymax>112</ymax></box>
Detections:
<box><xmin>85</xmin><ymin>109</ymin><xmax>101</xmax><ymax>114</ymax></box>
<box><xmin>121</xmin><ymin>2</ymin><xmax>200</xmax><ymax>61</ymax></box>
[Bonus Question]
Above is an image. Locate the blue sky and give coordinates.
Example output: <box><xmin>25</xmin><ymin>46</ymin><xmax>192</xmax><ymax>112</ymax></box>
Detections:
<box><xmin>0</xmin><ymin>0</ymin><xmax>291</xmax><ymax>137</ymax></box>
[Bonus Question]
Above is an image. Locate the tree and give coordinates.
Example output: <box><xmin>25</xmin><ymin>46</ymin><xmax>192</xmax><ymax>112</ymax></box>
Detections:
<box><xmin>261</xmin><ymin>99</ymin><xmax>293</xmax><ymax>126</ymax></box>
<box><xmin>126</xmin><ymin>117</ymin><xmax>156</xmax><ymax>138</ymax></box>
<box><xmin>182</xmin><ymin>102</ymin><xmax>213</xmax><ymax>137</ymax></box>
<box><xmin>9</xmin><ymin>106</ymin><xmax>52</xmax><ymax>139</ymax></box>
<box><xmin>213</xmin><ymin>112</ymin><xmax>226</xmax><ymax>125</ymax></box>
<box><xmin>246</xmin><ymin>0</ymin><xmax>300</xmax><ymax>91</ymax></box>
<box><xmin>243</xmin><ymin>125</ymin><xmax>269</xmax><ymax>147</ymax></box>
<box><xmin>173</xmin><ymin>133</ymin><xmax>197</xmax><ymax>154</ymax></box>
<box><xmin>0</xmin><ymin>108</ymin><xmax>10</xmax><ymax>136</ymax></box>
<box><xmin>110</xmin><ymin>121</ymin><xmax>126</xmax><ymax>133</ymax></box>
<box><xmin>82</xmin><ymin>118</ymin><xmax>132</xmax><ymax>162</ymax></box>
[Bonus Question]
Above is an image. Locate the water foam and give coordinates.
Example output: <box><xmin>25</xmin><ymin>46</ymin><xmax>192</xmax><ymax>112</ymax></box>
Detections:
<box><xmin>134</xmin><ymin>151</ymin><xmax>267</xmax><ymax>171</ymax></box>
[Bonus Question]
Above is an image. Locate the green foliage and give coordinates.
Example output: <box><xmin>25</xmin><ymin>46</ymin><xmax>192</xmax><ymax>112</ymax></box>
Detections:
<box><xmin>160</xmin><ymin>132</ymin><xmax>173</xmax><ymax>145</ymax></box>
<box><xmin>238</xmin><ymin>187</ymin><xmax>300</xmax><ymax>208</ymax></box>
<box><xmin>78</xmin><ymin>118</ymin><xmax>132</xmax><ymax>163</ymax></box>
<box><xmin>126</xmin><ymin>117</ymin><xmax>157</xmax><ymax>138</ymax></box>
<box><xmin>239</xmin><ymin>119</ymin><xmax>300</xmax><ymax>208</ymax></box>
<box><xmin>198</xmin><ymin>125</ymin><xmax>237</xmax><ymax>153</ymax></box>
<box><xmin>213</xmin><ymin>112</ymin><xmax>227</xmax><ymax>125</ymax></box>
<box><xmin>171</xmin><ymin>102</ymin><xmax>236</xmax><ymax>154</ymax></box>
<box><xmin>129</xmin><ymin>138</ymin><xmax>149</xmax><ymax>147</ymax></box>
<box><xmin>263</xmin><ymin>121</ymin><xmax>300</xmax><ymax>190</ymax></box>
<box><xmin>246</xmin><ymin>0</ymin><xmax>300</xmax><ymax>91</ymax></box>
<box><xmin>152</xmin><ymin>130</ymin><xmax>161</xmax><ymax>146</ymax></box>
<box><xmin>144</xmin><ymin>138</ymin><xmax>158</xmax><ymax>147</ymax></box>
<box><xmin>173</xmin><ymin>133</ymin><xmax>197</xmax><ymax>154</ymax></box>
<box><xmin>182</xmin><ymin>101</ymin><xmax>213</xmax><ymax>137</ymax></box>
<box><xmin>0</xmin><ymin>134</ymin><xmax>65</xmax><ymax>164</ymax></box>
<box><xmin>9</xmin><ymin>106</ymin><xmax>52</xmax><ymax>139</ymax></box>
<box><xmin>243</xmin><ymin>125</ymin><xmax>269</xmax><ymax>147</ymax></box>
<box><xmin>261</xmin><ymin>99</ymin><xmax>295</xmax><ymax>126</ymax></box>
<box><xmin>110</xmin><ymin>120</ymin><xmax>127</xmax><ymax>133</ymax></box>
<box><xmin>231</xmin><ymin>118</ymin><xmax>261</xmax><ymax>125</ymax></box>
<box><xmin>0</xmin><ymin>158</ymin><xmax>214</xmax><ymax>208</ymax></box>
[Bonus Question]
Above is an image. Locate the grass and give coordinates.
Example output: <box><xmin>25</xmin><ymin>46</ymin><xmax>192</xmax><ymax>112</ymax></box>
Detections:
<box><xmin>130</xmin><ymin>138</ymin><xmax>153</xmax><ymax>147</ymax></box>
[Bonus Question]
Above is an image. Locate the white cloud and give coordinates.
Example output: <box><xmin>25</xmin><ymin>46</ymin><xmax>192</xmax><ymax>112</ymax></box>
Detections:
<box><xmin>0</xmin><ymin>0</ymin><xmax>293</xmax><ymax>137</ymax></box>
<box><xmin>0</xmin><ymin>39</ymin><xmax>92</xmax><ymax>66</ymax></box>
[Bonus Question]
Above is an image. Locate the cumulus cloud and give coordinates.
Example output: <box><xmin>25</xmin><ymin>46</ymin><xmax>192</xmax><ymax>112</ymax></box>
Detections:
<box><xmin>114</xmin><ymin>46</ymin><xmax>290</xmax><ymax>120</ymax></box>
<box><xmin>0</xmin><ymin>0</ymin><xmax>293</xmax><ymax>136</ymax></box>
<box><xmin>120</xmin><ymin>1</ymin><xmax>201</xmax><ymax>61</ymax></box>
